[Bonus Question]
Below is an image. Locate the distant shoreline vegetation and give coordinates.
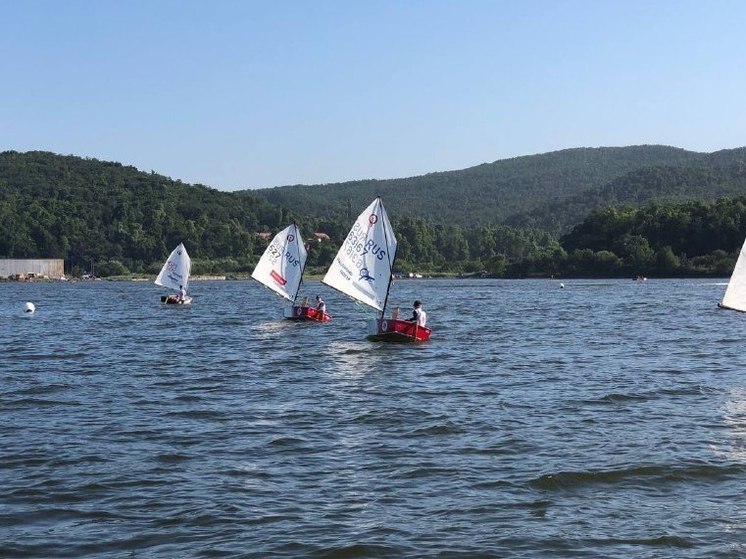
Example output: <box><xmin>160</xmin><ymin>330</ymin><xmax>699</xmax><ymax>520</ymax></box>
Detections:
<box><xmin>2</xmin><ymin>150</ymin><xmax>746</xmax><ymax>280</ymax></box>
<box><xmin>80</xmin><ymin>195</ymin><xmax>746</xmax><ymax>279</ymax></box>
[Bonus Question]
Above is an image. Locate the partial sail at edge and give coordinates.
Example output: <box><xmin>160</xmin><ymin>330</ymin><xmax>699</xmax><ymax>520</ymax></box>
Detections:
<box><xmin>721</xmin><ymin>240</ymin><xmax>746</xmax><ymax>312</ymax></box>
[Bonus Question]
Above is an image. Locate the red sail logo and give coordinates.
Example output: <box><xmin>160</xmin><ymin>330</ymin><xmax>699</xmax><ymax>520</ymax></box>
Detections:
<box><xmin>271</xmin><ymin>270</ymin><xmax>287</xmax><ymax>286</ymax></box>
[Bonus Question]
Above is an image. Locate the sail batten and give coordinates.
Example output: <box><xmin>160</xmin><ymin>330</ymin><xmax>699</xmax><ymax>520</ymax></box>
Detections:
<box><xmin>721</xmin><ymin>240</ymin><xmax>746</xmax><ymax>312</ymax></box>
<box><xmin>155</xmin><ymin>243</ymin><xmax>191</xmax><ymax>291</ymax></box>
<box><xmin>252</xmin><ymin>223</ymin><xmax>307</xmax><ymax>303</ymax></box>
<box><xmin>322</xmin><ymin>197</ymin><xmax>397</xmax><ymax>312</ymax></box>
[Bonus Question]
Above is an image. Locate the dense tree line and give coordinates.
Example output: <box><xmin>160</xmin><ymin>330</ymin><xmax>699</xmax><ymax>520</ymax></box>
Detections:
<box><xmin>311</xmin><ymin>197</ymin><xmax>746</xmax><ymax>279</ymax></box>
<box><xmin>2</xmin><ymin>151</ymin><xmax>746</xmax><ymax>279</ymax></box>
<box><xmin>556</xmin><ymin>197</ymin><xmax>746</xmax><ymax>277</ymax></box>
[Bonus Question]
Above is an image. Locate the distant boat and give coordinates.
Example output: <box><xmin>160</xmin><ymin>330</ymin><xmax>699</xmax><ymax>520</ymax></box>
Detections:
<box><xmin>719</xmin><ymin>240</ymin><xmax>746</xmax><ymax>312</ymax></box>
<box><xmin>323</xmin><ymin>197</ymin><xmax>431</xmax><ymax>342</ymax></box>
<box><xmin>252</xmin><ymin>223</ymin><xmax>330</xmax><ymax>322</ymax></box>
<box><xmin>155</xmin><ymin>243</ymin><xmax>192</xmax><ymax>305</ymax></box>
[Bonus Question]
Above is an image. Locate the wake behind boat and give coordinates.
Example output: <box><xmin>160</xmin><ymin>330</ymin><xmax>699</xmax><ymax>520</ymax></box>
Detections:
<box><xmin>322</xmin><ymin>197</ymin><xmax>431</xmax><ymax>342</ymax></box>
<box><xmin>252</xmin><ymin>223</ymin><xmax>331</xmax><ymax>322</ymax></box>
<box><xmin>155</xmin><ymin>243</ymin><xmax>192</xmax><ymax>305</ymax></box>
<box><xmin>719</xmin><ymin>238</ymin><xmax>746</xmax><ymax>312</ymax></box>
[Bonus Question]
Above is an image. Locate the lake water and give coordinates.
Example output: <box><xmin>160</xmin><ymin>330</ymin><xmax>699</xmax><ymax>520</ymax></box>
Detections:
<box><xmin>2</xmin><ymin>278</ymin><xmax>746</xmax><ymax>558</ymax></box>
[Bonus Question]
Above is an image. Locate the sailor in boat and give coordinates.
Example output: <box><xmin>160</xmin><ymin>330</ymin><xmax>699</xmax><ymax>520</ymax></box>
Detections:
<box><xmin>166</xmin><ymin>284</ymin><xmax>187</xmax><ymax>304</ymax></box>
<box><xmin>406</xmin><ymin>300</ymin><xmax>427</xmax><ymax>327</ymax></box>
<box><xmin>315</xmin><ymin>294</ymin><xmax>326</xmax><ymax>318</ymax></box>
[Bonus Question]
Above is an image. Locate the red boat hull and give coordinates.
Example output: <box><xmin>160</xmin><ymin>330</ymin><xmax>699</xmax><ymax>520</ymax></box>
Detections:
<box><xmin>284</xmin><ymin>306</ymin><xmax>331</xmax><ymax>322</ymax></box>
<box><xmin>367</xmin><ymin>318</ymin><xmax>431</xmax><ymax>342</ymax></box>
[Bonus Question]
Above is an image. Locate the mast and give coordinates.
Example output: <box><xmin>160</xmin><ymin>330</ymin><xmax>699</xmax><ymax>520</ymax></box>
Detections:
<box><xmin>291</xmin><ymin>222</ymin><xmax>305</xmax><ymax>304</ymax></box>
<box><xmin>380</xmin><ymin>245</ymin><xmax>397</xmax><ymax>320</ymax></box>
<box><xmin>378</xmin><ymin>197</ymin><xmax>396</xmax><ymax>320</ymax></box>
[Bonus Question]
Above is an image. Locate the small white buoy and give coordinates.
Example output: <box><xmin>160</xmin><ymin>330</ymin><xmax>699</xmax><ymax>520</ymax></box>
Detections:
<box><xmin>560</xmin><ymin>283</ymin><xmax>565</xmax><ymax>289</ymax></box>
<box><xmin>25</xmin><ymin>301</ymin><xmax>35</xmax><ymax>314</ymax></box>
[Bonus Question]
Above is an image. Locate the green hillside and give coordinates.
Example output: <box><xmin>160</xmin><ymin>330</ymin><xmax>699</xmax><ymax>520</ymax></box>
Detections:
<box><xmin>0</xmin><ymin>150</ymin><xmax>556</xmax><ymax>276</ymax></box>
<box><xmin>249</xmin><ymin>145</ymin><xmax>706</xmax><ymax>225</ymax></box>
<box><xmin>507</xmin><ymin>148</ymin><xmax>746</xmax><ymax>233</ymax></box>
<box><xmin>4</xmin><ymin>148</ymin><xmax>746</xmax><ymax>279</ymax></box>
<box><xmin>0</xmin><ymin>151</ymin><xmax>286</xmax><ymax>273</ymax></box>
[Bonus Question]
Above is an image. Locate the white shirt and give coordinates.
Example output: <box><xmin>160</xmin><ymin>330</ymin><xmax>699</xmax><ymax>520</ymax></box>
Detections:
<box><xmin>414</xmin><ymin>308</ymin><xmax>427</xmax><ymax>326</ymax></box>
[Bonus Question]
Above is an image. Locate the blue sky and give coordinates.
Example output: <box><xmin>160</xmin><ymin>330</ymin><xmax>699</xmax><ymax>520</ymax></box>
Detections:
<box><xmin>1</xmin><ymin>0</ymin><xmax>745</xmax><ymax>190</ymax></box>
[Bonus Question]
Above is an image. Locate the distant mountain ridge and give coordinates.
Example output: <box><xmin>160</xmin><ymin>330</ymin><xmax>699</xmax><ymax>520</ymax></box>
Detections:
<box><xmin>249</xmin><ymin>145</ymin><xmax>704</xmax><ymax>224</ymax></box>
<box><xmin>249</xmin><ymin>145</ymin><xmax>746</xmax><ymax>231</ymax></box>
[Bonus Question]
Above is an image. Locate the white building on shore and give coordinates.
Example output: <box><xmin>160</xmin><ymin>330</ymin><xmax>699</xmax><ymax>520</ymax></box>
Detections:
<box><xmin>0</xmin><ymin>259</ymin><xmax>65</xmax><ymax>278</ymax></box>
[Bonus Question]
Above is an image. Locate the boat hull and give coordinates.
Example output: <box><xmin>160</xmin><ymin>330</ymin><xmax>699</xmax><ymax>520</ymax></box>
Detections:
<box><xmin>283</xmin><ymin>306</ymin><xmax>331</xmax><ymax>322</ymax></box>
<box><xmin>367</xmin><ymin>318</ymin><xmax>431</xmax><ymax>342</ymax></box>
<box><xmin>161</xmin><ymin>295</ymin><xmax>192</xmax><ymax>305</ymax></box>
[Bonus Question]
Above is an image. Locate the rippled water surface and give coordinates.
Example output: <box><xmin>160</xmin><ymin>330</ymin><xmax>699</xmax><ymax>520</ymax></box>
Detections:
<box><xmin>2</xmin><ymin>278</ymin><xmax>746</xmax><ymax>558</ymax></box>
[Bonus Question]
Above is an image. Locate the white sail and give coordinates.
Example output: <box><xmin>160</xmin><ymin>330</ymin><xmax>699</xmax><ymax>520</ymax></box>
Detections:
<box><xmin>251</xmin><ymin>223</ymin><xmax>308</xmax><ymax>302</ymax></box>
<box><xmin>721</xmin><ymin>239</ymin><xmax>746</xmax><ymax>311</ymax></box>
<box><xmin>322</xmin><ymin>197</ymin><xmax>397</xmax><ymax>312</ymax></box>
<box><xmin>155</xmin><ymin>243</ymin><xmax>191</xmax><ymax>291</ymax></box>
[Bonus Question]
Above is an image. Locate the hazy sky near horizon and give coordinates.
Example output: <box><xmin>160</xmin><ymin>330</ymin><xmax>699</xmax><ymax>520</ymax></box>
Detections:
<box><xmin>2</xmin><ymin>0</ymin><xmax>745</xmax><ymax>190</ymax></box>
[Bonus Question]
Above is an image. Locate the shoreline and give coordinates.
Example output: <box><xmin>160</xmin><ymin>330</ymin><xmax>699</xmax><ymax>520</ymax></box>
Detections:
<box><xmin>1</xmin><ymin>274</ymin><xmax>730</xmax><ymax>283</ymax></box>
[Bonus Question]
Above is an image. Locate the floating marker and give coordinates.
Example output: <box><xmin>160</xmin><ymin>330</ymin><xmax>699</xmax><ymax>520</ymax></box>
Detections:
<box><xmin>560</xmin><ymin>283</ymin><xmax>565</xmax><ymax>289</ymax></box>
<box><xmin>25</xmin><ymin>301</ymin><xmax>35</xmax><ymax>314</ymax></box>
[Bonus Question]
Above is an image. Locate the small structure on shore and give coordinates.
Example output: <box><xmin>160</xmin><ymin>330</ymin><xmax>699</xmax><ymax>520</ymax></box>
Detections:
<box><xmin>0</xmin><ymin>259</ymin><xmax>64</xmax><ymax>280</ymax></box>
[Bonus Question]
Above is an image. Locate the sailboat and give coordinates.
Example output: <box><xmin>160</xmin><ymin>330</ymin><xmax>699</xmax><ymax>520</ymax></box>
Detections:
<box><xmin>252</xmin><ymin>223</ymin><xmax>330</xmax><ymax>322</ymax></box>
<box><xmin>323</xmin><ymin>197</ymin><xmax>431</xmax><ymax>342</ymax></box>
<box><xmin>719</xmin><ymin>240</ymin><xmax>746</xmax><ymax>312</ymax></box>
<box><xmin>155</xmin><ymin>242</ymin><xmax>192</xmax><ymax>305</ymax></box>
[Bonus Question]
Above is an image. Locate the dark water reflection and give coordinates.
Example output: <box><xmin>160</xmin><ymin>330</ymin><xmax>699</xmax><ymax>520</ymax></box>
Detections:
<box><xmin>2</xmin><ymin>279</ymin><xmax>746</xmax><ymax>558</ymax></box>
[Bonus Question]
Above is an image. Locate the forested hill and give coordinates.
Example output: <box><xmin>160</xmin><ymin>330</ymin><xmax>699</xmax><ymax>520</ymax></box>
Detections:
<box><xmin>0</xmin><ymin>151</ymin><xmax>287</xmax><ymax>271</ymax></box>
<box><xmin>6</xmin><ymin>148</ymin><xmax>746</xmax><ymax>279</ymax></box>
<box><xmin>248</xmin><ymin>145</ymin><xmax>707</xmax><ymax>225</ymax></box>
<box><xmin>506</xmin><ymin>148</ymin><xmax>746</xmax><ymax>233</ymax></box>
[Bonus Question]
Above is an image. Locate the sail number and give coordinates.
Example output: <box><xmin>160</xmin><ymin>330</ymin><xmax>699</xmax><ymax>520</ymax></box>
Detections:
<box><xmin>267</xmin><ymin>241</ymin><xmax>300</xmax><ymax>267</ymax></box>
<box><xmin>342</xmin><ymin>221</ymin><xmax>387</xmax><ymax>268</ymax></box>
